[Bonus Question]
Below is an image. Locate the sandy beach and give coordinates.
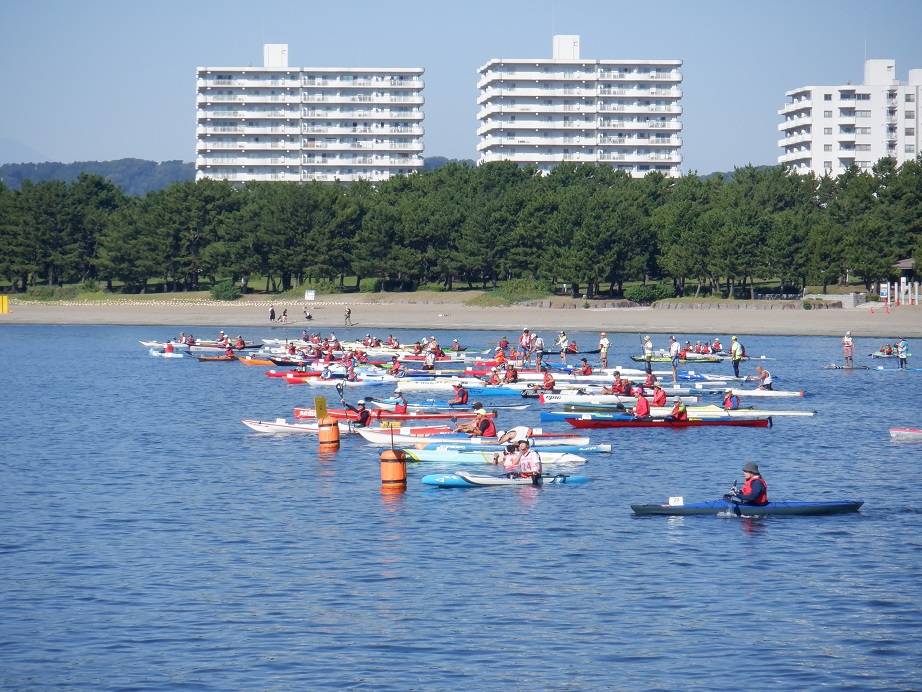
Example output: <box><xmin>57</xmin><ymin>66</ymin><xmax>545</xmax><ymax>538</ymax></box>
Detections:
<box><xmin>2</xmin><ymin>293</ymin><xmax>920</xmax><ymax>337</ymax></box>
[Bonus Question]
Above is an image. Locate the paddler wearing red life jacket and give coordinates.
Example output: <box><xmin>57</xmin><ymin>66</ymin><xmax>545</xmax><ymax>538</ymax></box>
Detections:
<box><xmin>449</xmin><ymin>382</ymin><xmax>469</xmax><ymax>405</ymax></box>
<box><xmin>727</xmin><ymin>462</ymin><xmax>768</xmax><ymax>506</ymax></box>
<box><xmin>644</xmin><ymin>371</ymin><xmax>655</xmax><ymax>387</ymax></box>
<box><xmin>652</xmin><ymin>383</ymin><xmax>667</xmax><ymax>406</ymax></box>
<box><xmin>541</xmin><ymin>367</ymin><xmax>556</xmax><ymax>390</ymax></box>
<box><xmin>722</xmin><ymin>388</ymin><xmax>741</xmax><ymax>410</ymax></box>
<box><xmin>633</xmin><ymin>391</ymin><xmax>651</xmax><ymax>418</ymax></box>
<box><xmin>670</xmin><ymin>398</ymin><xmax>688</xmax><ymax>421</ymax></box>
<box><xmin>392</xmin><ymin>390</ymin><xmax>408</xmax><ymax>414</ymax></box>
<box><xmin>455</xmin><ymin>408</ymin><xmax>496</xmax><ymax>437</ymax></box>
<box><xmin>576</xmin><ymin>358</ymin><xmax>592</xmax><ymax>376</ymax></box>
<box><xmin>164</xmin><ymin>341</ymin><xmax>174</xmax><ymax>354</ymax></box>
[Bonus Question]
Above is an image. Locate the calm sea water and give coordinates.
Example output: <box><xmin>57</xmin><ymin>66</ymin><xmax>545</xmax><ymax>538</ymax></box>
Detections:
<box><xmin>1</xmin><ymin>325</ymin><xmax>920</xmax><ymax>690</ymax></box>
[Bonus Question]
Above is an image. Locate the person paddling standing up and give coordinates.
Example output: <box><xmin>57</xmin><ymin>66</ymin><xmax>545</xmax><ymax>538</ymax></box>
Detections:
<box><xmin>556</xmin><ymin>331</ymin><xmax>570</xmax><ymax>364</ymax></box>
<box><xmin>642</xmin><ymin>335</ymin><xmax>654</xmax><ymax>375</ymax></box>
<box><xmin>842</xmin><ymin>331</ymin><xmax>854</xmax><ymax>368</ymax></box>
<box><xmin>897</xmin><ymin>337</ymin><xmax>909</xmax><ymax>370</ymax></box>
<box><xmin>668</xmin><ymin>335</ymin><xmax>680</xmax><ymax>383</ymax></box>
<box><xmin>598</xmin><ymin>331</ymin><xmax>610</xmax><ymax>369</ymax></box>
<box><xmin>533</xmin><ymin>333</ymin><xmax>545</xmax><ymax>369</ymax></box>
<box><xmin>730</xmin><ymin>336</ymin><xmax>744</xmax><ymax>378</ymax></box>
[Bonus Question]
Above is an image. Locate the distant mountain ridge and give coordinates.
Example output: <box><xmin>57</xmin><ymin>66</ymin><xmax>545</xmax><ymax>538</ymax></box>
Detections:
<box><xmin>0</xmin><ymin>157</ymin><xmax>477</xmax><ymax>195</ymax></box>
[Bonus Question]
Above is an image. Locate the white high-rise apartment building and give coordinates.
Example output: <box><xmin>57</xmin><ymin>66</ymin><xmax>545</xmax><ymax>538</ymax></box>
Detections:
<box><xmin>778</xmin><ymin>59</ymin><xmax>921</xmax><ymax>177</ymax></box>
<box><xmin>477</xmin><ymin>35</ymin><xmax>682</xmax><ymax>177</ymax></box>
<box><xmin>196</xmin><ymin>44</ymin><xmax>424</xmax><ymax>183</ymax></box>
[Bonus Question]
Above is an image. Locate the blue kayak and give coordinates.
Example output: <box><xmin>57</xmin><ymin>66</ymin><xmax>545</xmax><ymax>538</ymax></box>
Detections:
<box><xmin>422</xmin><ymin>471</ymin><xmax>590</xmax><ymax>488</ymax></box>
<box><xmin>631</xmin><ymin>499</ymin><xmax>864</xmax><ymax>516</ymax></box>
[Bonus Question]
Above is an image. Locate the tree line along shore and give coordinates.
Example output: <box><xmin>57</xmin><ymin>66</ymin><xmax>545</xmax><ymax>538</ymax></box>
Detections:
<box><xmin>1</xmin><ymin>158</ymin><xmax>920</xmax><ymax>302</ymax></box>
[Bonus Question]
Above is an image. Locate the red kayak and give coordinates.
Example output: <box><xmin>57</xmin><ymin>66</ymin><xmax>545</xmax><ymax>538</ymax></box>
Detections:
<box><xmin>566</xmin><ymin>417</ymin><xmax>771</xmax><ymax>429</ymax></box>
<box><xmin>293</xmin><ymin>407</ymin><xmax>492</xmax><ymax>421</ymax></box>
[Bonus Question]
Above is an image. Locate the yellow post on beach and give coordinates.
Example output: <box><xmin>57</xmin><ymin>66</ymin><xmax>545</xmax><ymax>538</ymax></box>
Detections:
<box><xmin>0</xmin><ymin>295</ymin><xmax>9</xmax><ymax>314</ymax></box>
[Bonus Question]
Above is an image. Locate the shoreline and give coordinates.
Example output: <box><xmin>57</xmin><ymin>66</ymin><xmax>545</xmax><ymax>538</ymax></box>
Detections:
<box><xmin>2</xmin><ymin>297</ymin><xmax>920</xmax><ymax>337</ymax></box>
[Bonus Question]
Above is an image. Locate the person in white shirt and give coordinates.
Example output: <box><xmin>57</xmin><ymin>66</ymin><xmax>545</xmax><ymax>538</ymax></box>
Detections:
<box><xmin>642</xmin><ymin>335</ymin><xmax>654</xmax><ymax>374</ymax></box>
<box><xmin>598</xmin><ymin>332</ymin><xmax>610</xmax><ymax>369</ymax></box>
<box><xmin>755</xmin><ymin>366</ymin><xmax>773</xmax><ymax>390</ymax></box>
<box><xmin>841</xmin><ymin>331</ymin><xmax>854</xmax><ymax>368</ymax></box>
<box><xmin>668</xmin><ymin>335</ymin><xmax>681</xmax><ymax>383</ymax></box>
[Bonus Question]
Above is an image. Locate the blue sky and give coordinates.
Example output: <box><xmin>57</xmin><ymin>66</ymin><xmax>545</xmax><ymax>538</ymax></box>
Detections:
<box><xmin>1</xmin><ymin>0</ymin><xmax>920</xmax><ymax>173</ymax></box>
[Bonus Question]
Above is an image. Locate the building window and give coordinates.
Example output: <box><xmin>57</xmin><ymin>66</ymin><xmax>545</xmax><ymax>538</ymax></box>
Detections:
<box><xmin>907</xmin><ymin>128</ymin><xmax>916</xmax><ymax>136</ymax></box>
<box><xmin>907</xmin><ymin>145</ymin><xmax>917</xmax><ymax>154</ymax></box>
<box><xmin>823</xmin><ymin>161</ymin><xmax>833</xmax><ymax>170</ymax></box>
<box><xmin>856</xmin><ymin>110</ymin><xmax>871</xmax><ymax>118</ymax></box>
<box><xmin>906</xmin><ymin>94</ymin><xmax>916</xmax><ymax>103</ymax></box>
<box><xmin>856</xmin><ymin>144</ymin><xmax>871</xmax><ymax>151</ymax></box>
<box><xmin>857</xmin><ymin>127</ymin><xmax>871</xmax><ymax>135</ymax></box>
<box><xmin>906</xmin><ymin>111</ymin><xmax>916</xmax><ymax>119</ymax></box>
<box><xmin>824</xmin><ymin>127</ymin><xmax>833</xmax><ymax>135</ymax></box>
<box><xmin>855</xmin><ymin>93</ymin><xmax>870</xmax><ymax>100</ymax></box>
<box><xmin>824</xmin><ymin>144</ymin><xmax>832</xmax><ymax>151</ymax></box>
<box><xmin>824</xmin><ymin>94</ymin><xmax>832</xmax><ymax>101</ymax></box>
<box><xmin>824</xmin><ymin>110</ymin><xmax>832</xmax><ymax>118</ymax></box>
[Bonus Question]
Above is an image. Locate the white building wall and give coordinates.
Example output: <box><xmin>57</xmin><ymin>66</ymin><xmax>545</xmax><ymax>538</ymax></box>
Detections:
<box><xmin>196</xmin><ymin>44</ymin><xmax>425</xmax><ymax>183</ymax></box>
<box><xmin>778</xmin><ymin>59</ymin><xmax>920</xmax><ymax>177</ymax></box>
<box><xmin>477</xmin><ymin>35</ymin><xmax>683</xmax><ymax>178</ymax></box>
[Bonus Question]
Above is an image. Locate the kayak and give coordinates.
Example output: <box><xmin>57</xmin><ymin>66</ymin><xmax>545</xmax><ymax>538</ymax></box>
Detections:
<box><xmin>356</xmin><ymin>428</ymin><xmax>591</xmax><ymax>447</ymax></box>
<box><xmin>631</xmin><ymin>355</ymin><xmax>722</xmax><ymax>364</ymax></box>
<box><xmin>890</xmin><ymin>427</ymin><xmax>922</xmax><ymax>441</ymax></box>
<box><xmin>370</xmin><ymin>400</ymin><xmax>529</xmax><ymax>412</ymax></box>
<box><xmin>149</xmin><ymin>348</ymin><xmax>185</xmax><ymax>359</ymax></box>
<box><xmin>241</xmin><ymin>418</ymin><xmax>359</xmax><ymax>435</ymax></box>
<box><xmin>823</xmin><ymin>364</ymin><xmax>872</xmax><ymax>370</ymax></box>
<box><xmin>196</xmin><ymin>354</ymin><xmax>236</xmax><ymax>362</ymax></box>
<box><xmin>545</xmin><ymin>405</ymin><xmax>814</xmax><ymax>421</ymax></box>
<box><xmin>292</xmin><ymin>407</ymin><xmax>491</xmax><ymax>421</ymax></box>
<box><xmin>422</xmin><ymin>442</ymin><xmax>612</xmax><ymax>454</ymax></box>
<box><xmin>539</xmin><ymin>393</ymin><xmax>699</xmax><ymax>405</ymax></box>
<box><xmin>402</xmin><ymin>449</ymin><xmax>587</xmax><ymax>464</ymax></box>
<box><xmin>631</xmin><ymin>499</ymin><xmax>863</xmax><ymax>516</ymax></box>
<box><xmin>728</xmin><ymin>388</ymin><xmax>805</xmax><ymax>398</ymax></box>
<box><xmin>237</xmin><ymin>356</ymin><xmax>274</xmax><ymax>366</ymax></box>
<box><xmin>422</xmin><ymin>470</ymin><xmax>590</xmax><ymax>488</ymax></box>
<box><xmin>566</xmin><ymin>417</ymin><xmax>771</xmax><ymax>429</ymax></box>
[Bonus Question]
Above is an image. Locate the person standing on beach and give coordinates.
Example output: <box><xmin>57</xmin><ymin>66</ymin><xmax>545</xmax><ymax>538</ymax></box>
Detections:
<box><xmin>344</xmin><ymin>307</ymin><xmax>352</xmax><ymax>326</ymax></box>
<box><xmin>842</xmin><ymin>331</ymin><xmax>854</xmax><ymax>368</ymax></box>
<box><xmin>269</xmin><ymin>306</ymin><xmax>276</xmax><ymax>322</ymax></box>
<box><xmin>598</xmin><ymin>332</ymin><xmax>610</xmax><ymax>369</ymax></box>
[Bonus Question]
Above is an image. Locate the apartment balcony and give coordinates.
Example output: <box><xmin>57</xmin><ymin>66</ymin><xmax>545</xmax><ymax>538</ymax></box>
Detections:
<box><xmin>777</xmin><ymin>115</ymin><xmax>811</xmax><ymax>131</ymax></box>
<box><xmin>302</xmin><ymin>155</ymin><xmax>423</xmax><ymax>166</ymax></box>
<box><xmin>198</xmin><ymin>125</ymin><xmax>246</xmax><ymax>135</ymax></box>
<box><xmin>599</xmin><ymin>103</ymin><xmax>682</xmax><ymax>115</ymax></box>
<box><xmin>777</xmin><ymin>133</ymin><xmax>813</xmax><ymax>147</ymax></box>
<box><xmin>778</xmin><ymin>100</ymin><xmax>812</xmax><ymax>116</ymax></box>
<box><xmin>478</xmin><ymin>136</ymin><xmax>599</xmax><ymax>150</ymax></box>
<box><xmin>476</xmin><ymin>119</ymin><xmax>591</xmax><ymax>136</ymax></box>
<box><xmin>197</xmin><ymin>156</ymin><xmax>301</xmax><ymax>167</ymax></box>
<box><xmin>200</xmin><ymin>170</ymin><xmax>301</xmax><ymax>182</ymax></box>
<box><xmin>304</xmin><ymin>140</ymin><xmax>424</xmax><ymax>152</ymax></box>
<box><xmin>197</xmin><ymin>109</ymin><xmax>298</xmax><ymax>120</ymax></box>
<box><xmin>600</xmin><ymin>119</ymin><xmax>682</xmax><ymax>131</ymax></box>
<box><xmin>197</xmin><ymin>140</ymin><xmax>299</xmax><ymax>151</ymax></box>
<box><xmin>778</xmin><ymin>150</ymin><xmax>813</xmax><ymax>164</ymax></box>
<box><xmin>197</xmin><ymin>77</ymin><xmax>301</xmax><ymax>89</ymax></box>
<box><xmin>477</xmin><ymin>70</ymin><xmax>598</xmax><ymax>87</ymax></box>
<box><xmin>598</xmin><ymin>87</ymin><xmax>682</xmax><ymax>99</ymax></box>
<box><xmin>598</xmin><ymin>152</ymin><xmax>682</xmax><ymax>163</ymax></box>
<box><xmin>302</xmin><ymin>78</ymin><xmax>424</xmax><ymax>89</ymax></box>
<box><xmin>302</xmin><ymin>109</ymin><xmax>424</xmax><ymax>120</ymax></box>
<box><xmin>598</xmin><ymin>70</ymin><xmax>682</xmax><ymax>82</ymax></box>
<box><xmin>302</xmin><ymin>93</ymin><xmax>425</xmax><ymax>105</ymax></box>
<box><xmin>302</xmin><ymin>124</ymin><xmax>424</xmax><ymax>136</ymax></box>
<box><xmin>837</xmin><ymin>131</ymin><xmax>857</xmax><ymax>140</ymax></box>
<box><xmin>477</xmin><ymin>103</ymin><xmax>598</xmax><ymax>118</ymax></box>
<box><xmin>600</xmin><ymin>136</ymin><xmax>682</xmax><ymax>147</ymax></box>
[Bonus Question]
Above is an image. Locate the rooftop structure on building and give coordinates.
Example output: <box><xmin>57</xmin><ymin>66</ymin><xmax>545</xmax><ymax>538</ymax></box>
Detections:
<box><xmin>778</xmin><ymin>59</ymin><xmax>921</xmax><ymax>177</ymax></box>
<box><xmin>196</xmin><ymin>44</ymin><xmax>424</xmax><ymax>183</ymax></box>
<box><xmin>477</xmin><ymin>35</ymin><xmax>683</xmax><ymax>177</ymax></box>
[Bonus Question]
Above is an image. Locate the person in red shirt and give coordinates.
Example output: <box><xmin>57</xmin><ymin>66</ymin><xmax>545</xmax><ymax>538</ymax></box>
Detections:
<box><xmin>652</xmin><ymin>383</ymin><xmax>667</xmax><ymax>407</ymax></box>
<box><xmin>644</xmin><ymin>371</ymin><xmax>655</xmax><ymax>387</ymax></box>
<box><xmin>449</xmin><ymin>383</ymin><xmax>469</xmax><ymax>406</ymax></box>
<box><xmin>504</xmin><ymin>364</ymin><xmax>519</xmax><ymax>383</ymax></box>
<box><xmin>541</xmin><ymin>367</ymin><xmax>556</xmax><ymax>391</ymax></box>
<box><xmin>164</xmin><ymin>341</ymin><xmax>174</xmax><ymax>354</ymax></box>
<box><xmin>486</xmin><ymin>368</ymin><xmax>502</xmax><ymax>385</ymax></box>
<box><xmin>633</xmin><ymin>392</ymin><xmax>651</xmax><ymax>418</ymax></box>
<box><xmin>670</xmin><ymin>398</ymin><xmax>688</xmax><ymax>421</ymax></box>
<box><xmin>576</xmin><ymin>358</ymin><xmax>592</xmax><ymax>376</ymax></box>
<box><xmin>604</xmin><ymin>371</ymin><xmax>624</xmax><ymax>395</ymax></box>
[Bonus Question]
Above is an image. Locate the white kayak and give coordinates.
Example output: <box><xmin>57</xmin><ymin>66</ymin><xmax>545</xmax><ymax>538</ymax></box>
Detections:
<box><xmin>402</xmin><ymin>448</ymin><xmax>587</xmax><ymax>464</ymax></box>
<box><xmin>729</xmin><ymin>388</ymin><xmax>805</xmax><ymax>398</ymax></box>
<box><xmin>149</xmin><ymin>348</ymin><xmax>185</xmax><ymax>358</ymax></box>
<box><xmin>357</xmin><ymin>428</ymin><xmax>592</xmax><ymax>448</ymax></box>
<box><xmin>241</xmin><ymin>418</ymin><xmax>359</xmax><ymax>435</ymax></box>
<box><xmin>890</xmin><ymin>427</ymin><xmax>922</xmax><ymax>441</ymax></box>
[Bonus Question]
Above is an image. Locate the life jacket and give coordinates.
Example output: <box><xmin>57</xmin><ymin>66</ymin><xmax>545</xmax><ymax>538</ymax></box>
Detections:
<box><xmin>357</xmin><ymin>409</ymin><xmax>371</xmax><ymax>427</ymax></box>
<box><xmin>652</xmin><ymin>389</ymin><xmax>667</xmax><ymax>406</ymax></box>
<box><xmin>393</xmin><ymin>402</ymin><xmax>408</xmax><ymax>414</ymax></box>
<box><xmin>644</xmin><ymin>373</ymin><xmax>655</xmax><ymax>387</ymax></box>
<box><xmin>543</xmin><ymin>373</ymin><xmax>556</xmax><ymax>389</ymax></box>
<box><xmin>723</xmin><ymin>394</ymin><xmax>740</xmax><ymax>410</ymax></box>
<box><xmin>164</xmin><ymin>342</ymin><xmax>174</xmax><ymax>353</ymax></box>
<box><xmin>478</xmin><ymin>417</ymin><xmax>497</xmax><ymax>437</ymax></box>
<box><xmin>741</xmin><ymin>475</ymin><xmax>768</xmax><ymax>505</ymax></box>
<box><xmin>578</xmin><ymin>364</ymin><xmax>592</xmax><ymax>375</ymax></box>
<box><xmin>671</xmin><ymin>403</ymin><xmax>688</xmax><ymax>421</ymax></box>
<box><xmin>566</xmin><ymin>342</ymin><xmax>578</xmax><ymax>353</ymax></box>
<box><xmin>611</xmin><ymin>379</ymin><xmax>624</xmax><ymax>394</ymax></box>
<box><xmin>634</xmin><ymin>395</ymin><xmax>650</xmax><ymax>417</ymax></box>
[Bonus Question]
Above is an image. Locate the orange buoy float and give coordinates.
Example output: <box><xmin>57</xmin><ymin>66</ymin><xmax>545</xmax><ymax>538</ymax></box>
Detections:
<box><xmin>380</xmin><ymin>449</ymin><xmax>407</xmax><ymax>491</ymax></box>
<box><xmin>317</xmin><ymin>416</ymin><xmax>340</xmax><ymax>447</ymax></box>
